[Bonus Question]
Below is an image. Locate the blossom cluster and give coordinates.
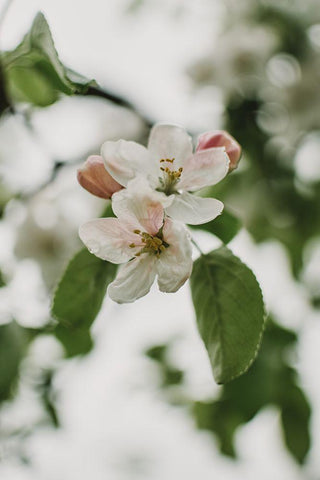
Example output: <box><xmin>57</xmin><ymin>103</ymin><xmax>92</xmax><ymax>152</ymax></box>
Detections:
<box><xmin>77</xmin><ymin>124</ymin><xmax>241</xmax><ymax>303</ymax></box>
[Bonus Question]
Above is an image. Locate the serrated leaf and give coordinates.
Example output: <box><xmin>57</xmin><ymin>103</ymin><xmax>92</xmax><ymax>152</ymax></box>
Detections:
<box><xmin>190</xmin><ymin>246</ymin><xmax>265</xmax><ymax>384</ymax></box>
<box><xmin>191</xmin><ymin>209</ymin><xmax>241</xmax><ymax>244</ymax></box>
<box><xmin>52</xmin><ymin>248</ymin><xmax>117</xmax><ymax>356</ymax></box>
<box><xmin>2</xmin><ymin>12</ymin><xmax>95</xmax><ymax>106</ymax></box>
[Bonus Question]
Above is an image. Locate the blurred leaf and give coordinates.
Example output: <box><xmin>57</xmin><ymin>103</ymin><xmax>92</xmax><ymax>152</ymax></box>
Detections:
<box><xmin>101</xmin><ymin>201</ymin><xmax>116</xmax><ymax>218</ymax></box>
<box><xmin>146</xmin><ymin>345</ymin><xmax>167</xmax><ymax>362</ymax></box>
<box><xmin>0</xmin><ymin>322</ymin><xmax>29</xmax><ymax>403</ymax></box>
<box><xmin>145</xmin><ymin>344</ymin><xmax>184</xmax><ymax>388</ymax></box>
<box><xmin>2</xmin><ymin>12</ymin><xmax>96</xmax><ymax>107</ymax></box>
<box><xmin>126</xmin><ymin>0</ymin><xmax>146</xmax><ymax>14</ymax></box>
<box><xmin>280</xmin><ymin>385</ymin><xmax>311</xmax><ymax>464</ymax></box>
<box><xmin>52</xmin><ymin>248</ymin><xmax>117</xmax><ymax>356</ymax></box>
<box><xmin>0</xmin><ymin>269</ymin><xmax>5</xmax><ymax>287</ymax></box>
<box><xmin>37</xmin><ymin>370</ymin><xmax>59</xmax><ymax>427</ymax></box>
<box><xmin>191</xmin><ymin>209</ymin><xmax>241</xmax><ymax>244</ymax></box>
<box><xmin>190</xmin><ymin>247</ymin><xmax>265</xmax><ymax>384</ymax></box>
<box><xmin>0</xmin><ymin>64</ymin><xmax>11</xmax><ymax>114</ymax></box>
<box><xmin>193</xmin><ymin>319</ymin><xmax>311</xmax><ymax>464</ymax></box>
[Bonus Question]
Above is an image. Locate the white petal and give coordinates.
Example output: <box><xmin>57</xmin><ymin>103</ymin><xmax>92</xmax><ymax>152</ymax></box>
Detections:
<box><xmin>101</xmin><ymin>140</ymin><xmax>156</xmax><ymax>187</ymax></box>
<box><xmin>112</xmin><ymin>177</ymin><xmax>173</xmax><ymax>235</ymax></box>
<box><xmin>157</xmin><ymin>218</ymin><xmax>192</xmax><ymax>293</ymax></box>
<box><xmin>178</xmin><ymin>147</ymin><xmax>229</xmax><ymax>192</ymax></box>
<box><xmin>79</xmin><ymin>218</ymin><xmax>140</xmax><ymax>263</ymax></box>
<box><xmin>165</xmin><ymin>192</ymin><xmax>224</xmax><ymax>225</ymax></box>
<box><xmin>108</xmin><ymin>255</ymin><xmax>157</xmax><ymax>303</ymax></box>
<box><xmin>148</xmin><ymin>124</ymin><xmax>193</xmax><ymax>168</ymax></box>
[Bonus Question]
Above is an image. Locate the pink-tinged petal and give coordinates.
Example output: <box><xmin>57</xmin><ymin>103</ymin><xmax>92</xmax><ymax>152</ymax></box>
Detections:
<box><xmin>148</xmin><ymin>123</ymin><xmax>193</xmax><ymax>169</ymax></box>
<box><xmin>178</xmin><ymin>148</ymin><xmax>229</xmax><ymax>192</ymax></box>
<box><xmin>156</xmin><ymin>218</ymin><xmax>192</xmax><ymax>292</ymax></box>
<box><xmin>112</xmin><ymin>177</ymin><xmax>172</xmax><ymax>235</ymax></box>
<box><xmin>101</xmin><ymin>140</ymin><xmax>156</xmax><ymax>187</ymax></box>
<box><xmin>165</xmin><ymin>192</ymin><xmax>224</xmax><ymax>225</ymax></box>
<box><xmin>79</xmin><ymin>218</ymin><xmax>141</xmax><ymax>264</ymax></box>
<box><xmin>77</xmin><ymin>155</ymin><xmax>123</xmax><ymax>199</ymax></box>
<box><xmin>108</xmin><ymin>255</ymin><xmax>157</xmax><ymax>303</ymax></box>
<box><xmin>196</xmin><ymin>130</ymin><xmax>242</xmax><ymax>172</ymax></box>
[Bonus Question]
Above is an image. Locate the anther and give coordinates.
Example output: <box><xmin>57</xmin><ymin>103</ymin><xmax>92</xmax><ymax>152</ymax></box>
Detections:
<box><xmin>133</xmin><ymin>229</ymin><xmax>141</xmax><ymax>234</ymax></box>
<box><xmin>129</xmin><ymin>243</ymin><xmax>136</xmax><ymax>248</ymax></box>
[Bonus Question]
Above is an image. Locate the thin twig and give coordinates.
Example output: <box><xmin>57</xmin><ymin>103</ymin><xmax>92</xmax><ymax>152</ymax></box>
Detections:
<box><xmin>84</xmin><ymin>85</ymin><xmax>154</xmax><ymax>129</ymax></box>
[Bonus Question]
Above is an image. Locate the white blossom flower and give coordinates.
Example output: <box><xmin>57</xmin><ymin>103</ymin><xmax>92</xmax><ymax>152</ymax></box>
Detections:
<box><xmin>79</xmin><ymin>178</ymin><xmax>193</xmax><ymax>303</ymax></box>
<box><xmin>101</xmin><ymin>123</ymin><xmax>230</xmax><ymax>225</ymax></box>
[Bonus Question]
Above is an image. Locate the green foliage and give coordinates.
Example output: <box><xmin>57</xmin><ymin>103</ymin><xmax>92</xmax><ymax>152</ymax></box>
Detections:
<box><xmin>0</xmin><ymin>322</ymin><xmax>29</xmax><ymax>403</ymax></box>
<box><xmin>193</xmin><ymin>320</ymin><xmax>311</xmax><ymax>464</ymax></box>
<box><xmin>190</xmin><ymin>247</ymin><xmax>265</xmax><ymax>384</ymax></box>
<box><xmin>191</xmin><ymin>208</ymin><xmax>241</xmax><ymax>244</ymax></box>
<box><xmin>51</xmin><ymin>248</ymin><xmax>117</xmax><ymax>357</ymax></box>
<box><xmin>2</xmin><ymin>12</ymin><xmax>95</xmax><ymax>107</ymax></box>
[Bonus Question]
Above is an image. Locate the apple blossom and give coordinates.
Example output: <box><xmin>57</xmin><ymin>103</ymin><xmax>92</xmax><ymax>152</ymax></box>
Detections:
<box><xmin>196</xmin><ymin>130</ymin><xmax>241</xmax><ymax>172</ymax></box>
<box><xmin>101</xmin><ymin>123</ymin><xmax>232</xmax><ymax>225</ymax></box>
<box><xmin>79</xmin><ymin>177</ymin><xmax>193</xmax><ymax>303</ymax></box>
<box><xmin>77</xmin><ymin>155</ymin><xmax>123</xmax><ymax>199</ymax></box>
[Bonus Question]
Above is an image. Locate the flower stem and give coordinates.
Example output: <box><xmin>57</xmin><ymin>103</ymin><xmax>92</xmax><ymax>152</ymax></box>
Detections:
<box><xmin>191</xmin><ymin>237</ymin><xmax>203</xmax><ymax>255</ymax></box>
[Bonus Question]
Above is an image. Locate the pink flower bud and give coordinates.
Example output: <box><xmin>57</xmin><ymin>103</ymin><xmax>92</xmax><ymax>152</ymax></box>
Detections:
<box><xmin>77</xmin><ymin>155</ymin><xmax>123</xmax><ymax>199</ymax></box>
<box><xmin>196</xmin><ymin>130</ymin><xmax>242</xmax><ymax>172</ymax></box>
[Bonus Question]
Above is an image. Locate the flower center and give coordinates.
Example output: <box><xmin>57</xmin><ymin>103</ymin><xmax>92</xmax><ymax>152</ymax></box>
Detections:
<box><xmin>158</xmin><ymin>158</ymin><xmax>183</xmax><ymax>195</ymax></box>
<box><xmin>129</xmin><ymin>229</ymin><xmax>169</xmax><ymax>258</ymax></box>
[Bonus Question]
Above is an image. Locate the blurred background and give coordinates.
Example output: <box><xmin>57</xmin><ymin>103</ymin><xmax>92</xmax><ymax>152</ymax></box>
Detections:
<box><xmin>0</xmin><ymin>0</ymin><xmax>320</xmax><ymax>478</ymax></box>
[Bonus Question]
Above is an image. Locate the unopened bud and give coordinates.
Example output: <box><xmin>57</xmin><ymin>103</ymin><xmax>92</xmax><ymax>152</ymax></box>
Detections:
<box><xmin>77</xmin><ymin>155</ymin><xmax>123</xmax><ymax>199</ymax></box>
<box><xmin>196</xmin><ymin>130</ymin><xmax>242</xmax><ymax>172</ymax></box>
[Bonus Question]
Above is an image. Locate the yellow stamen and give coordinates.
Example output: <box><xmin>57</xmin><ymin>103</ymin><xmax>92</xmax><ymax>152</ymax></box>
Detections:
<box><xmin>130</xmin><ymin>229</ymin><xmax>169</xmax><ymax>257</ymax></box>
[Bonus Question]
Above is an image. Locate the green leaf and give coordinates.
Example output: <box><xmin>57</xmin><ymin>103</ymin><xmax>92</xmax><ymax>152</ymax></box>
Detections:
<box><xmin>190</xmin><ymin>246</ymin><xmax>265</xmax><ymax>384</ymax></box>
<box><xmin>51</xmin><ymin>248</ymin><xmax>117</xmax><ymax>356</ymax></box>
<box><xmin>191</xmin><ymin>209</ymin><xmax>241</xmax><ymax>244</ymax></box>
<box><xmin>2</xmin><ymin>12</ymin><xmax>96</xmax><ymax>106</ymax></box>
<box><xmin>0</xmin><ymin>322</ymin><xmax>29</xmax><ymax>403</ymax></box>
